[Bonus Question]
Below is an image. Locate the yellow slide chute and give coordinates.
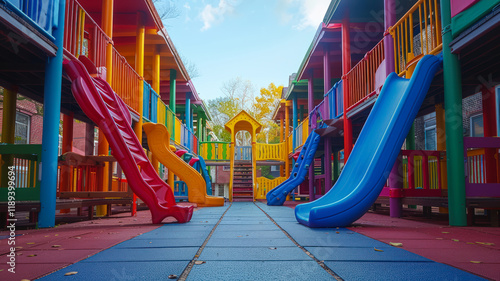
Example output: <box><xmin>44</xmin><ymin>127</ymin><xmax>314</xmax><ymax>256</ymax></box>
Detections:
<box><xmin>143</xmin><ymin>123</ymin><xmax>224</xmax><ymax>207</ymax></box>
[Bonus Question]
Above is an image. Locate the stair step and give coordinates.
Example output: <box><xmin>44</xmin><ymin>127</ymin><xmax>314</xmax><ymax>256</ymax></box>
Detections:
<box><xmin>232</xmin><ymin>198</ymin><xmax>253</xmax><ymax>202</ymax></box>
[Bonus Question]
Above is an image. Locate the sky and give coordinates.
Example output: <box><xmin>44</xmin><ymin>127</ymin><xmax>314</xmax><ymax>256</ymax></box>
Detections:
<box><xmin>156</xmin><ymin>0</ymin><xmax>331</xmax><ymax>101</ymax></box>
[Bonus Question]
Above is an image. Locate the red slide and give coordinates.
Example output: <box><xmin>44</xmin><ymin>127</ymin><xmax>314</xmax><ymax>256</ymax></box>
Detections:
<box><xmin>63</xmin><ymin>57</ymin><xmax>193</xmax><ymax>224</ymax></box>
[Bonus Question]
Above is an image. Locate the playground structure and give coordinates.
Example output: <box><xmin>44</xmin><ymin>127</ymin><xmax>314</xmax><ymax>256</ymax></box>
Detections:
<box><xmin>0</xmin><ymin>0</ymin><xmax>214</xmax><ymax>227</ymax></box>
<box><xmin>0</xmin><ymin>0</ymin><xmax>499</xmax><ymax>229</ymax></box>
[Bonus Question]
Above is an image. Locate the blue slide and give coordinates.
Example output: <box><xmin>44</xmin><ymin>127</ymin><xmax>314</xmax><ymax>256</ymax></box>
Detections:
<box><xmin>266</xmin><ymin>130</ymin><xmax>321</xmax><ymax>206</ymax></box>
<box><xmin>197</xmin><ymin>156</ymin><xmax>213</xmax><ymax>195</ymax></box>
<box><xmin>295</xmin><ymin>55</ymin><xmax>443</xmax><ymax>227</ymax></box>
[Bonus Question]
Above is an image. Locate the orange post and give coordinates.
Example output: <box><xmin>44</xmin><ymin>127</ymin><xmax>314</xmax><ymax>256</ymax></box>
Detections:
<box><xmin>59</xmin><ymin>113</ymin><xmax>74</xmax><ymax>213</ymax></box>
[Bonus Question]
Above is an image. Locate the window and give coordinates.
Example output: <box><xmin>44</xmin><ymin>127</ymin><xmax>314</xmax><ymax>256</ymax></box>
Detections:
<box><xmin>424</xmin><ymin>113</ymin><xmax>436</xmax><ymax>150</ymax></box>
<box><xmin>223</xmin><ymin>166</ymin><xmax>230</xmax><ymax>171</ymax></box>
<box><xmin>14</xmin><ymin>112</ymin><xmax>30</xmax><ymax>144</ymax></box>
<box><xmin>470</xmin><ymin>114</ymin><xmax>484</xmax><ymax>137</ymax></box>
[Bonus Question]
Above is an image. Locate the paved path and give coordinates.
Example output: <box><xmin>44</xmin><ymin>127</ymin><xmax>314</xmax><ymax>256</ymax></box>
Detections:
<box><xmin>38</xmin><ymin>202</ymin><xmax>486</xmax><ymax>280</ymax></box>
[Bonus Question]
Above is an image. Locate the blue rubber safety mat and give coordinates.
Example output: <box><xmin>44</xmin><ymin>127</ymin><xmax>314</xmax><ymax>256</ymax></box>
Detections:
<box><xmin>81</xmin><ymin>247</ymin><xmax>199</xmax><ymax>262</ymax></box>
<box><xmin>205</xmin><ymin>238</ymin><xmax>296</xmax><ymax>247</ymax></box>
<box><xmin>38</xmin><ymin>261</ymin><xmax>188</xmax><ymax>281</ymax></box>
<box><xmin>115</xmin><ymin>237</ymin><xmax>207</xmax><ymax>248</ymax></box>
<box><xmin>324</xmin><ymin>261</ymin><xmax>486</xmax><ymax>281</ymax></box>
<box><xmin>199</xmin><ymin>246</ymin><xmax>310</xmax><ymax>261</ymax></box>
<box><xmin>187</xmin><ymin>261</ymin><xmax>334</xmax><ymax>281</ymax></box>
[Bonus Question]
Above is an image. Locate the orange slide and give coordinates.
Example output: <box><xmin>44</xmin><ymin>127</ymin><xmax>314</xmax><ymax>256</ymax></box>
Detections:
<box><xmin>143</xmin><ymin>123</ymin><xmax>225</xmax><ymax>207</ymax></box>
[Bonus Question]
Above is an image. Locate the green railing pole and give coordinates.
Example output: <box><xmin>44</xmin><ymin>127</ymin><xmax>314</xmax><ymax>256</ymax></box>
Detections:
<box><xmin>440</xmin><ymin>0</ymin><xmax>467</xmax><ymax>226</ymax></box>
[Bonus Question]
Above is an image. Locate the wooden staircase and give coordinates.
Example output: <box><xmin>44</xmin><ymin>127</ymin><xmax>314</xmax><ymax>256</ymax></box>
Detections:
<box><xmin>232</xmin><ymin>161</ymin><xmax>254</xmax><ymax>201</ymax></box>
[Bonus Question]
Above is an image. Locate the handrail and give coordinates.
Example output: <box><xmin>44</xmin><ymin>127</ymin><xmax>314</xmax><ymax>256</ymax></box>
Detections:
<box><xmin>345</xmin><ymin>39</ymin><xmax>385</xmax><ymax>109</ymax></box>
<box><xmin>4</xmin><ymin>0</ymin><xmax>57</xmax><ymax>40</ymax></box>
<box><xmin>111</xmin><ymin>46</ymin><xmax>141</xmax><ymax>114</ymax></box>
<box><xmin>64</xmin><ymin>0</ymin><xmax>110</xmax><ymax>67</ymax></box>
<box><xmin>389</xmin><ymin>0</ymin><xmax>442</xmax><ymax>76</ymax></box>
<box><xmin>199</xmin><ymin>141</ymin><xmax>231</xmax><ymax>161</ymax></box>
<box><xmin>294</xmin><ymin>117</ymin><xmax>309</xmax><ymax>150</ymax></box>
<box><xmin>256</xmin><ymin>143</ymin><xmax>286</xmax><ymax>161</ymax></box>
<box><xmin>255</xmin><ymin>176</ymin><xmax>286</xmax><ymax>199</ymax></box>
<box><xmin>463</xmin><ymin>137</ymin><xmax>500</xmax><ymax>197</ymax></box>
<box><xmin>0</xmin><ymin>144</ymin><xmax>42</xmax><ymax>201</ymax></box>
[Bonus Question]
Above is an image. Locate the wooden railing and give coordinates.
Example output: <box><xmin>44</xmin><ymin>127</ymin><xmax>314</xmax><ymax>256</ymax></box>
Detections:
<box><xmin>111</xmin><ymin>47</ymin><xmax>141</xmax><ymax>114</ymax></box>
<box><xmin>294</xmin><ymin>117</ymin><xmax>309</xmax><ymax>150</ymax></box>
<box><xmin>325</xmin><ymin>80</ymin><xmax>344</xmax><ymax>120</ymax></box>
<box><xmin>255</xmin><ymin>177</ymin><xmax>286</xmax><ymax>199</ymax></box>
<box><xmin>464</xmin><ymin>137</ymin><xmax>500</xmax><ymax>197</ymax></box>
<box><xmin>390</xmin><ymin>0</ymin><xmax>442</xmax><ymax>76</ymax></box>
<box><xmin>401</xmin><ymin>150</ymin><xmax>443</xmax><ymax>195</ymax></box>
<box><xmin>0</xmin><ymin>144</ymin><xmax>42</xmax><ymax>201</ymax></box>
<box><xmin>381</xmin><ymin>149</ymin><xmax>445</xmax><ymax>198</ymax></box>
<box><xmin>58</xmin><ymin>153</ymin><xmax>131</xmax><ymax>198</ymax></box>
<box><xmin>235</xmin><ymin>146</ymin><xmax>252</xmax><ymax>161</ymax></box>
<box><xmin>345</xmin><ymin>39</ymin><xmax>385</xmax><ymax>110</ymax></box>
<box><xmin>256</xmin><ymin>143</ymin><xmax>287</xmax><ymax>162</ymax></box>
<box><xmin>143</xmin><ymin>82</ymin><xmax>159</xmax><ymax>123</ymax></box>
<box><xmin>199</xmin><ymin>142</ymin><xmax>231</xmax><ymax>161</ymax></box>
<box><xmin>5</xmin><ymin>0</ymin><xmax>57</xmax><ymax>40</ymax></box>
<box><xmin>64</xmin><ymin>0</ymin><xmax>109</xmax><ymax>67</ymax></box>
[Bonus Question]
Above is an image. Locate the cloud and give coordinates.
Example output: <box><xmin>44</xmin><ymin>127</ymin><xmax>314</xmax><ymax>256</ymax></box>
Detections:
<box><xmin>294</xmin><ymin>0</ymin><xmax>330</xmax><ymax>30</ymax></box>
<box><xmin>277</xmin><ymin>0</ymin><xmax>330</xmax><ymax>30</ymax></box>
<box><xmin>200</xmin><ymin>0</ymin><xmax>235</xmax><ymax>31</ymax></box>
<box><xmin>183</xmin><ymin>3</ymin><xmax>191</xmax><ymax>10</ymax></box>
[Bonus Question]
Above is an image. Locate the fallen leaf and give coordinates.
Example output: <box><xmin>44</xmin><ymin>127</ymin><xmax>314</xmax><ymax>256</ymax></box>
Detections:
<box><xmin>54</xmin><ymin>234</ymin><xmax>59</xmax><ymax>236</ymax></box>
<box><xmin>389</xmin><ymin>242</ymin><xmax>403</xmax><ymax>247</ymax></box>
<box><xmin>269</xmin><ymin>247</ymin><xmax>277</xmax><ymax>250</ymax></box>
<box><xmin>17</xmin><ymin>253</ymin><xmax>23</xmax><ymax>256</ymax></box>
<box><xmin>26</xmin><ymin>242</ymin><xmax>35</xmax><ymax>245</ymax></box>
<box><xmin>15</xmin><ymin>246</ymin><xmax>23</xmax><ymax>249</ymax></box>
<box><xmin>64</xmin><ymin>271</ymin><xmax>78</xmax><ymax>276</ymax></box>
<box><xmin>476</xmin><ymin>242</ymin><xmax>495</xmax><ymax>246</ymax></box>
<box><xmin>470</xmin><ymin>261</ymin><xmax>482</xmax><ymax>264</ymax></box>
<box><xmin>194</xmin><ymin>255</ymin><xmax>199</xmax><ymax>258</ymax></box>
<box><xmin>168</xmin><ymin>274</ymin><xmax>178</xmax><ymax>279</ymax></box>
<box><xmin>44</xmin><ymin>235</ymin><xmax>49</xmax><ymax>237</ymax></box>
<box><xmin>466</xmin><ymin>242</ymin><xmax>475</xmax><ymax>244</ymax></box>
<box><xmin>452</xmin><ymin>239</ymin><xmax>459</xmax><ymax>242</ymax></box>
<box><xmin>0</xmin><ymin>269</ymin><xmax>3</xmax><ymax>272</ymax></box>
<box><xmin>27</xmin><ymin>254</ymin><xmax>37</xmax><ymax>257</ymax></box>
<box><xmin>442</xmin><ymin>231</ymin><xmax>450</xmax><ymax>234</ymax></box>
<box><xmin>74</xmin><ymin>237</ymin><xmax>81</xmax><ymax>239</ymax></box>
<box><xmin>52</xmin><ymin>245</ymin><xmax>61</xmax><ymax>248</ymax></box>
<box><xmin>374</xmin><ymin>247</ymin><xmax>384</xmax><ymax>252</ymax></box>
<box><xmin>336</xmin><ymin>231</ymin><xmax>340</xmax><ymax>234</ymax></box>
<box><xmin>194</xmin><ymin>260</ymin><xmax>205</xmax><ymax>265</ymax></box>
<box><xmin>21</xmin><ymin>279</ymin><xmax>30</xmax><ymax>281</ymax></box>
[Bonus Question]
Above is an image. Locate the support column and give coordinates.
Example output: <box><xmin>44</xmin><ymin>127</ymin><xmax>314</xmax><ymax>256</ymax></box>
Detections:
<box><xmin>133</xmin><ymin>12</ymin><xmax>145</xmax><ymax>140</ymax></box>
<box><xmin>324</xmin><ymin>48</ymin><xmax>331</xmax><ymax>119</ymax></box>
<box><xmin>1</xmin><ymin>87</ymin><xmax>17</xmax><ymax>188</ymax></box>
<box><xmin>39</xmin><ymin>0</ymin><xmax>66</xmax><ymax>227</ymax></box>
<box><xmin>186</xmin><ymin>92</ymin><xmax>191</xmax><ymax>150</ymax></box>
<box><xmin>285</xmin><ymin>101</ymin><xmax>291</xmax><ymax>177</ymax></box>
<box><xmin>292</xmin><ymin>95</ymin><xmax>298</xmax><ymax>152</ymax></box>
<box><xmin>440</xmin><ymin>0</ymin><xmax>467</xmax><ymax>226</ymax></box>
<box><xmin>151</xmin><ymin>44</ymin><xmax>161</xmax><ymax>173</ymax></box>
<box><xmin>280</xmin><ymin>111</ymin><xmax>285</xmax><ymax>177</ymax></box>
<box><xmin>96</xmin><ymin>0</ymin><xmax>113</xmax><ymax>216</ymax></box>
<box><xmin>59</xmin><ymin>113</ymin><xmax>74</xmax><ymax>213</ymax></box>
<box><xmin>168</xmin><ymin>69</ymin><xmax>177</xmax><ymax>187</ymax></box>
<box><xmin>324</xmin><ymin>137</ymin><xmax>332</xmax><ymax>192</ymax></box>
<box><xmin>169</xmin><ymin>70</ymin><xmax>177</xmax><ymax>114</ymax></box>
<box><xmin>324</xmin><ymin>47</ymin><xmax>332</xmax><ymax>192</ymax></box>
<box><xmin>482</xmin><ymin>87</ymin><xmax>498</xmax><ymax>183</ymax></box>
<box><xmin>307</xmin><ymin>73</ymin><xmax>315</xmax><ymax>201</ymax></box>
<box><xmin>342</xmin><ymin>15</ymin><xmax>353</xmax><ymax>161</ymax></box>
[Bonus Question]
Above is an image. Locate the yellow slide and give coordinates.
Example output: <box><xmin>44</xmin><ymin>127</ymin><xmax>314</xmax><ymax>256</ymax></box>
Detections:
<box><xmin>143</xmin><ymin>123</ymin><xmax>224</xmax><ymax>207</ymax></box>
